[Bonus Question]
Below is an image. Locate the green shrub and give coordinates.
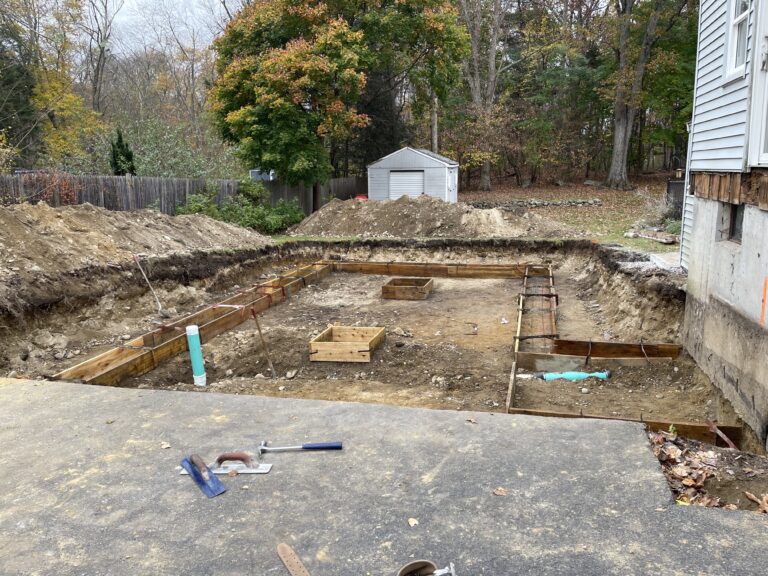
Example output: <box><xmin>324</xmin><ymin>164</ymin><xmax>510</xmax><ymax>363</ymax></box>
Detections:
<box><xmin>664</xmin><ymin>218</ymin><xmax>682</xmax><ymax>235</ymax></box>
<box><xmin>176</xmin><ymin>179</ymin><xmax>305</xmax><ymax>234</ymax></box>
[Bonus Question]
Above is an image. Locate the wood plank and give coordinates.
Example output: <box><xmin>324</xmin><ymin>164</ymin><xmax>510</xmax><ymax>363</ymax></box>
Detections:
<box><xmin>505</xmin><ymin>292</ymin><xmax>525</xmax><ymax>412</ymax></box>
<box><xmin>552</xmin><ymin>339</ymin><xmax>681</xmax><ymax>358</ymax></box>
<box><xmin>516</xmin><ymin>351</ymin><xmax>675</xmax><ymax>371</ymax></box>
<box><xmin>758</xmin><ymin>172</ymin><xmax>768</xmax><ymax>210</ymax></box>
<box><xmin>506</xmin><ymin>407</ymin><xmax>742</xmax><ymax>448</ymax></box>
<box><xmin>324</xmin><ymin>261</ymin><xmax>531</xmax><ymax>279</ymax></box>
<box><xmin>54</xmin><ymin>336</ymin><xmax>146</xmax><ymax>381</ymax></box>
<box><xmin>54</xmin><ymin>263</ymin><xmax>331</xmax><ymax>384</ymax></box>
<box><xmin>309</xmin><ymin>344</ymin><xmax>372</xmax><ymax>362</ymax></box>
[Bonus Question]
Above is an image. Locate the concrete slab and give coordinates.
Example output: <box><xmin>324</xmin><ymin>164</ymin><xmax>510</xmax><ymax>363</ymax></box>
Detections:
<box><xmin>649</xmin><ymin>251</ymin><xmax>685</xmax><ymax>273</ymax></box>
<box><xmin>0</xmin><ymin>380</ymin><xmax>766</xmax><ymax>575</ymax></box>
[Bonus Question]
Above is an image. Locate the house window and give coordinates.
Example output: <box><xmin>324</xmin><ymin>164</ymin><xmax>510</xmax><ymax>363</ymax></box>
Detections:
<box><xmin>728</xmin><ymin>0</ymin><xmax>749</xmax><ymax>76</ymax></box>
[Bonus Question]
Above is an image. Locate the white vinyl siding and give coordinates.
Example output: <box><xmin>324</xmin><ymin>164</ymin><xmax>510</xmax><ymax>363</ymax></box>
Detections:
<box><xmin>389</xmin><ymin>171</ymin><xmax>424</xmax><ymax>199</ymax></box>
<box><xmin>689</xmin><ymin>0</ymin><xmax>753</xmax><ymax>172</ymax></box>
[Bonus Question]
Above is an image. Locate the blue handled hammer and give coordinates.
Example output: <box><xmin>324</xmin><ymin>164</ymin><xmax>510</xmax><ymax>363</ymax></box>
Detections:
<box><xmin>256</xmin><ymin>440</ymin><xmax>343</xmax><ymax>460</ymax></box>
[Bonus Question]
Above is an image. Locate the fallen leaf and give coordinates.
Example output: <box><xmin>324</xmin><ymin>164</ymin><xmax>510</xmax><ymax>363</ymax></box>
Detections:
<box><xmin>670</xmin><ymin>465</ymin><xmax>689</xmax><ymax>478</ymax></box>
<box><xmin>493</xmin><ymin>487</ymin><xmax>508</xmax><ymax>496</ymax></box>
<box><xmin>407</xmin><ymin>518</ymin><xmax>419</xmax><ymax>527</ymax></box>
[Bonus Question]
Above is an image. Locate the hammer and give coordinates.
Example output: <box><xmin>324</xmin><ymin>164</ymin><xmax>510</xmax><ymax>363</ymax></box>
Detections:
<box><xmin>256</xmin><ymin>440</ymin><xmax>343</xmax><ymax>460</ymax></box>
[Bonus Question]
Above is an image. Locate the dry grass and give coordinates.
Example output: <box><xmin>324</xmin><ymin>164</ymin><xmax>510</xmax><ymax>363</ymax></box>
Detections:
<box><xmin>459</xmin><ymin>175</ymin><xmax>678</xmax><ymax>252</ymax></box>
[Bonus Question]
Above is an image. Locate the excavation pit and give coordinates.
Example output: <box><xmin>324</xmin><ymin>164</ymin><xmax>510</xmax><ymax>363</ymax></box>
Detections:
<box><xmin>0</xmin><ymin>240</ymin><xmax>751</xmax><ymax>448</ymax></box>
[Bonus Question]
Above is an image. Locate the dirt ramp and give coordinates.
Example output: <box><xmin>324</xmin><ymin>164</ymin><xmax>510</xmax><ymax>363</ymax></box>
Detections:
<box><xmin>292</xmin><ymin>196</ymin><xmax>576</xmax><ymax>239</ymax></box>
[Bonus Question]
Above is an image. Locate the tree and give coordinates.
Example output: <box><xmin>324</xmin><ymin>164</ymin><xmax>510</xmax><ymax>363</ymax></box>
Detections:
<box><xmin>604</xmin><ymin>0</ymin><xmax>688</xmax><ymax>189</ymax></box>
<box><xmin>212</xmin><ymin>13</ymin><xmax>369</xmax><ymax>187</ymax></box>
<box><xmin>210</xmin><ymin>0</ymin><xmax>467</xmax><ymax>190</ymax></box>
<box><xmin>457</xmin><ymin>0</ymin><xmax>513</xmax><ymax>191</ymax></box>
<box><xmin>0</xmin><ymin>12</ymin><xmax>42</xmax><ymax>167</ymax></box>
<box><xmin>80</xmin><ymin>0</ymin><xmax>124</xmax><ymax>113</ymax></box>
<box><xmin>109</xmin><ymin>127</ymin><xmax>135</xmax><ymax>174</ymax></box>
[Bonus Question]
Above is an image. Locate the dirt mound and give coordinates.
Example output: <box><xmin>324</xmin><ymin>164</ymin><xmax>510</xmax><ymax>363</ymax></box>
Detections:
<box><xmin>0</xmin><ymin>202</ymin><xmax>270</xmax><ymax>317</ymax></box>
<box><xmin>292</xmin><ymin>196</ymin><xmax>577</xmax><ymax>239</ymax></box>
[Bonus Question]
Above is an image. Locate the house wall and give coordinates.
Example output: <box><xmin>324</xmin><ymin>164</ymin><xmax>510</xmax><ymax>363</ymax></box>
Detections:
<box><xmin>689</xmin><ymin>0</ymin><xmax>754</xmax><ymax>172</ymax></box>
<box><xmin>684</xmin><ymin>198</ymin><xmax>768</xmax><ymax>444</ymax></box>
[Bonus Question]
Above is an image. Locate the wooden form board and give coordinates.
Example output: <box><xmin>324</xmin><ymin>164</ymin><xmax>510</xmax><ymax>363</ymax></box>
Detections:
<box><xmin>309</xmin><ymin>326</ymin><xmax>386</xmax><ymax>363</ymax></box>
<box><xmin>516</xmin><ymin>351</ymin><xmax>677</xmax><ymax>372</ymax></box>
<box><xmin>323</xmin><ymin>260</ymin><xmax>539</xmax><ymax>279</ymax></box>
<box><xmin>53</xmin><ymin>263</ymin><xmax>331</xmax><ymax>385</ymax></box>
<box><xmin>507</xmin><ymin>407</ymin><xmax>742</xmax><ymax>449</ymax></box>
<box><xmin>381</xmin><ymin>277</ymin><xmax>434</xmax><ymax>300</ymax></box>
<box><xmin>552</xmin><ymin>339</ymin><xmax>681</xmax><ymax>359</ymax></box>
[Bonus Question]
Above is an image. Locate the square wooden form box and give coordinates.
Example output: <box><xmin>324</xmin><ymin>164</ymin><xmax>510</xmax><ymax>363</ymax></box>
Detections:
<box><xmin>381</xmin><ymin>277</ymin><xmax>434</xmax><ymax>300</ymax></box>
<box><xmin>309</xmin><ymin>326</ymin><xmax>386</xmax><ymax>363</ymax></box>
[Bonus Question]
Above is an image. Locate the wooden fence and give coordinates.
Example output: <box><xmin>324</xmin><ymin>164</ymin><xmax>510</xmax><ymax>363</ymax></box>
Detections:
<box><xmin>0</xmin><ymin>173</ymin><xmax>367</xmax><ymax>215</ymax></box>
<box><xmin>264</xmin><ymin>176</ymin><xmax>366</xmax><ymax>213</ymax></box>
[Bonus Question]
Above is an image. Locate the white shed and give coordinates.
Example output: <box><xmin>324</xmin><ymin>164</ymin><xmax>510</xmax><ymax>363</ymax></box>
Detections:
<box><xmin>367</xmin><ymin>147</ymin><xmax>459</xmax><ymax>203</ymax></box>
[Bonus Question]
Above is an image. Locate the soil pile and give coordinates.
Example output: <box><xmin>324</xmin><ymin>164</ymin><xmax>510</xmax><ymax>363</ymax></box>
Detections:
<box><xmin>0</xmin><ymin>202</ymin><xmax>270</xmax><ymax>317</ymax></box>
<box><xmin>292</xmin><ymin>196</ymin><xmax>577</xmax><ymax>239</ymax></box>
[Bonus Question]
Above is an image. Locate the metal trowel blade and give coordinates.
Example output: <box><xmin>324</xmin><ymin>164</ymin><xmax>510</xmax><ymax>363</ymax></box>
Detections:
<box><xmin>181</xmin><ymin>462</ymin><xmax>273</xmax><ymax>475</ymax></box>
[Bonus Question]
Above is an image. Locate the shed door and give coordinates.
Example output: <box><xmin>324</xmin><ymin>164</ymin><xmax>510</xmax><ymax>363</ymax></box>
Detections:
<box><xmin>389</xmin><ymin>171</ymin><xmax>424</xmax><ymax>199</ymax></box>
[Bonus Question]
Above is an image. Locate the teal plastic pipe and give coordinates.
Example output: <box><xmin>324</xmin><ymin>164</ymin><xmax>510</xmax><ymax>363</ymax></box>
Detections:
<box><xmin>186</xmin><ymin>325</ymin><xmax>207</xmax><ymax>387</ymax></box>
<box><xmin>538</xmin><ymin>370</ymin><xmax>611</xmax><ymax>382</ymax></box>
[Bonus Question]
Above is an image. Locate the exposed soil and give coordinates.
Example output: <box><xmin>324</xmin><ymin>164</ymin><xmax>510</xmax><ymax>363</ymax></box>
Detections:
<box><xmin>292</xmin><ymin>195</ymin><xmax>578</xmax><ymax>239</ymax></box>
<box><xmin>0</xmin><ymin>202</ymin><xmax>271</xmax><ymax>318</ymax></box>
<box><xmin>91</xmin><ymin>262</ymin><xmax>738</xmax><ymax>430</ymax></box>
<box><xmin>651</xmin><ymin>430</ymin><xmax>768</xmax><ymax>512</ymax></box>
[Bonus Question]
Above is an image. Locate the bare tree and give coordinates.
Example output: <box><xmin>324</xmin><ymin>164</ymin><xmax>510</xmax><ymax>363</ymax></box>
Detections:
<box><xmin>605</xmin><ymin>0</ymin><xmax>687</xmax><ymax>189</ymax></box>
<box><xmin>80</xmin><ymin>0</ymin><xmax>124</xmax><ymax>113</ymax></box>
<box><xmin>457</xmin><ymin>0</ymin><xmax>513</xmax><ymax>191</ymax></box>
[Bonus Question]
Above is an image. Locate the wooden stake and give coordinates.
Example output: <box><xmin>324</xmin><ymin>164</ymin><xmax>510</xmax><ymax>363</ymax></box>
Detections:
<box><xmin>251</xmin><ymin>308</ymin><xmax>277</xmax><ymax>380</ymax></box>
<box><xmin>251</xmin><ymin>309</ymin><xmax>277</xmax><ymax>379</ymax></box>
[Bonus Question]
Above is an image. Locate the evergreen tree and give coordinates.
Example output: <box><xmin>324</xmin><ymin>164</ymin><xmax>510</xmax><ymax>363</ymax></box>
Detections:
<box><xmin>109</xmin><ymin>128</ymin><xmax>136</xmax><ymax>175</ymax></box>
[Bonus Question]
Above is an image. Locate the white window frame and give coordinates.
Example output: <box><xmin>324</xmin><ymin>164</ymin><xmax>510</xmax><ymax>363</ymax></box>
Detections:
<box><xmin>725</xmin><ymin>0</ymin><xmax>750</xmax><ymax>80</ymax></box>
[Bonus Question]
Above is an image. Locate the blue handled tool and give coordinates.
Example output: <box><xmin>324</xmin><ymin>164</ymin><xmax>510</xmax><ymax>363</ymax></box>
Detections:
<box><xmin>180</xmin><ymin>454</ymin><xmax>226</xmax><ymax>498</ymax></box>
<box><xmin>256</xmin><ymin>440</ymin><xmax>343</xmax><ymax>460</ymax></box>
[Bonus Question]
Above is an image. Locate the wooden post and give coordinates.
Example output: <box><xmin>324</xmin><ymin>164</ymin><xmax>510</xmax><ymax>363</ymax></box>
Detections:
<box><xmin>251</xmin><ymin>310</ymin><xmax>277</xmax><ymax>379</ymax></box>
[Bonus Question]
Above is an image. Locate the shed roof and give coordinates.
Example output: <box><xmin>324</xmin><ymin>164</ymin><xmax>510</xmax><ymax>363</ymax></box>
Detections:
<box><xmin>368</xmin><ymin>146</ymin><xmax>459</xmax><ymax>168</ymax></box>
<box><xmin>415</xmin><ymin>148</ymin><xmax>459</xmax><ymax>166</ymax></box>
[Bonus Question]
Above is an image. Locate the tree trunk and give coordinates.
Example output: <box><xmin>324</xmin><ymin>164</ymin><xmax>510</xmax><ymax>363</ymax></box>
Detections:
<box><xmin>312</xmin><ymin>182</ymin><xmax>321</xmax><ymax>213</ymax></box>
<box><xmin>430</xmin><ymin>94</ymin><xmax>439</xmax><ymax>153</ymax></box>
<box><xmin>480</xmin><ymin>161</ymin><xmax>491</xmax><ymax>191</ymax></box>
<box><xmin>606</xmin><ymin>104</ymin><xmax>635</xmax><ymax>189</ymax></box>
